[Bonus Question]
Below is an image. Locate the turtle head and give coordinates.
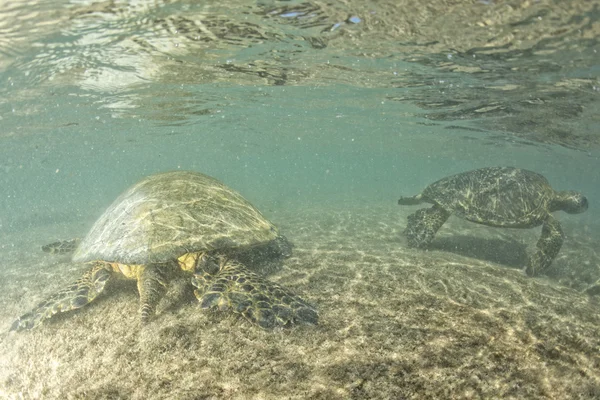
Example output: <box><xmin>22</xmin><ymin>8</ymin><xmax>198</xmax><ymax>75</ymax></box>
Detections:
<box><xmin>242</xmin><ymin>234</ymin><xmax>293</xmax><ymax>261</ymax></box>
<box><xmin>271</xmin><ymin>234</ymin><xmax>293</xmax><ymax>258</ymax></box>
<box><xmin>553</xmin><ymin>191</ymin><xmax>588</xmax><ymax>214</ymax></box>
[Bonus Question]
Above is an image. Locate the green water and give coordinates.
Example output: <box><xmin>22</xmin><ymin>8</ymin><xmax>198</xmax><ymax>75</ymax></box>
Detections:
<box><xmin>1</xmin><ymin>1</ymin><xmax>598</xmax><ymax>231</ymax></box>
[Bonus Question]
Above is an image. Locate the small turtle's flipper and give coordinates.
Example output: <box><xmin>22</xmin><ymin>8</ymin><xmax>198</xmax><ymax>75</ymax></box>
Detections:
<box><xmin>585</xmin><ymin>280</ymin><xmax>600</xmax><ymax>296</ymax></box>
<box><xmin>10</xmin><ymin>262</ymin><xmax>111</xmax><ymax>331</ymax></box>
<box><xmin>42</xmin><ymin>239</ymin><xmax>81</xmax><ymax>254</ymax></box>
<box><xmin>404</xmin><ymin>205</ymin><xmax>450</xmax><ymax>248</ymax></box>
<box><xmin>525</xmin><ymin>215</ymin><xmax>564</xmax><ymax>276</ymax></box>
<box><xmin>398</xmin><ymin>194</ymin><xmax>424</xmax><ymax>206</ymax></box>
<box><xmin>192</xmin><ymin>256</ymin><xmax>318</xmax><ymax>329</ymax></box>
<box><xmin>137</xmin><ymin>264</ymin><xmax>170</xmax><ymax>324</ymax></box>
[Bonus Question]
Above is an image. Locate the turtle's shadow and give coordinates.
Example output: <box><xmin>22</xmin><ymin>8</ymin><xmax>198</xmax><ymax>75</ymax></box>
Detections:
<box><xmin>428</xmin><ymin>235</ymin><xmax>529</xmax><ymax>269</ymax></box>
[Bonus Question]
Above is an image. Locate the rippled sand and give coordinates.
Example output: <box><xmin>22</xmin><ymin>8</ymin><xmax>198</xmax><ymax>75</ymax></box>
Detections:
<box><xmin>1</xmin><ymin>204</ymin><xmax>599</xmax><ymax>399</ymax></box>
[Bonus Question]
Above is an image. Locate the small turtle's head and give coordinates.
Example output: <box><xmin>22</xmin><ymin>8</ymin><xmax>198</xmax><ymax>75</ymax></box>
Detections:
<box><xmin>554</xmin><ymin>191</ymin><xmax>588</xmax><ymax>214</ymax></box>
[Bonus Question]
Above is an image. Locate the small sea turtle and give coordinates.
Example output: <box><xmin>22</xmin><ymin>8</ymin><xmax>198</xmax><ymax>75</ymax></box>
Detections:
<box><xmin>11</xmin><ymin>171</ymin><xmax>317</xmax><ymax>331</ymax></box>
<box><xmin>398</xmin><ymin>167</ymin><xmax>588</xmax><ymax>276</ymax></box>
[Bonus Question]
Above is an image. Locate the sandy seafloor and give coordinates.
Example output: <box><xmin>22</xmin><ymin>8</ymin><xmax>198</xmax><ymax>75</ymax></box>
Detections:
<box><xmin>0</xmin><ymin>204</ymin><xmax>599</xmax><ymax>399</ymax></box>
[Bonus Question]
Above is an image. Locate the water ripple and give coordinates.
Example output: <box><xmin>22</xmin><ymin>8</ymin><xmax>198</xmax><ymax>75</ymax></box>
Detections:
<box><xmin>0</xmin><ymin>0</ymin><xmax>598</xmax><ymax>149</ymax></box>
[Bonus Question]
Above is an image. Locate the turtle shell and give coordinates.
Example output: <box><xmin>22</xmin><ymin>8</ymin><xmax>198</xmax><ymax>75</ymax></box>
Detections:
<box><xmin>73</xmin><ymin>171</ymin><xmax>278</xmax><ymax>264</ymax></box>
<box><xmin>422</xmin><ymin>167</ymin><xmax>555</xmax><ymax>228</ymax></box>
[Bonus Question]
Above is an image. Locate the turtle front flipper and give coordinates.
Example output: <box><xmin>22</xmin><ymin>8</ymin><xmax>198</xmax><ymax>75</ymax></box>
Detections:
<box><xmin>398</xmin><ymin>194</ymin><xmax>425</xmax><ymax>205</ymax></box>
<box><xmin>192</xmin><ymin>255</ymin><xmax>318</xmax><ymax>329</ymax></box>
<box><xmin>404</xmin><ymin>205</ymin><xmax>450</xmax><ymax>248</ymax></box>
<box><xmin>10</xmin><ymin>261</ymin><xmax>111</xmax><ymax>331</ymax></box>
<box><xmin>42</xmin><ymin>238</ymin><xmax>81</xmax><ymax>254</ymax></box>
<box><xmin>525</xmin><ymin>215</ymin><xmax>564</xmax><ymax>276</ymax></box>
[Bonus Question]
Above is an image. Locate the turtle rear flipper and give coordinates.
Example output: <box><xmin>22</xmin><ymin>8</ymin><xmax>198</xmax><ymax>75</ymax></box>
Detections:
<box><xmin>525</xmin><ymin>215</ymin><xmax>564</xmax><ymax>276</ymax></box>
<box><xmin>10</xmin><ymin>262</ymin><xmax>111</xmax><ymax>331</ymax></box>
<box><xmin>192</xmin><ymin>257</ymin><xmax>318</xmax><ymax>329</ymax></box>
<box><xmin>42</xmin><ymin>239</ymin><xmax>81</xmax><ymax>254</ymax></box>
<box><xmin>136</xmin><ymin>264</ymin><xmax>170</xmax><ymax>324</ymax></box>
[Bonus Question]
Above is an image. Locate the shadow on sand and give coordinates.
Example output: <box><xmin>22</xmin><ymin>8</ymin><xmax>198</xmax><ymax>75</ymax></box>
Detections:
<box><xmin>429</xmin><ymin>235</ymin><xmax>529</xmax><ymax>269</ymax></box>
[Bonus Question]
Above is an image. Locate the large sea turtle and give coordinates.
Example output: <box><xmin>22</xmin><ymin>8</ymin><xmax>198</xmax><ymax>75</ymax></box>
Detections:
<box><xmin>398</xmin><ymin>167</ymin><xmax>588</xmax><ymax>276</ymax></box>
<box><xmin>11</xmin><ymin>171</ymin><xmax>317</xmax><ymax>331</ymax></box>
